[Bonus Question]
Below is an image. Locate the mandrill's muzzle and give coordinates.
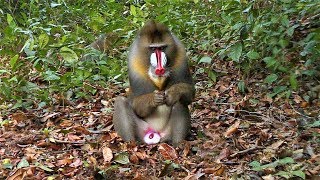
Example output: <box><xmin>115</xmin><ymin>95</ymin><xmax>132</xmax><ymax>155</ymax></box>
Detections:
<box><xmin>150</xmin><ymin>48</ymin><xmax>167</xmax><ymax>76</ymax></box>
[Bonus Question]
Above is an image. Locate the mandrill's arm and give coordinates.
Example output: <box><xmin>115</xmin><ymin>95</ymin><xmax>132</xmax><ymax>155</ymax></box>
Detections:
<box><xmin>131</xmin><ymin>90</ymin><xmax>165</xmax><ymax>118</ymax></box>
<box><xmin>165</xmin><ymin>82</ymin><xmax>195</xmax><ymax>106</ymax></box>
<box><xmin>165</xmin><ymin>60</ymin><xmax>195</xmax><ymax>106</ymax></box>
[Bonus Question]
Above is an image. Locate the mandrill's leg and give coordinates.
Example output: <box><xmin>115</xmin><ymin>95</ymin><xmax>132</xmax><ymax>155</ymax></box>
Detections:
<box><xmin>112</xmin><ymin>96</ymin><xmax>148</xmax><ymax>142</ymax></box>
<box><xmin>169</xmin><ymin>102</ymin><xmax>191</xmax><ymax>146</ymax></box>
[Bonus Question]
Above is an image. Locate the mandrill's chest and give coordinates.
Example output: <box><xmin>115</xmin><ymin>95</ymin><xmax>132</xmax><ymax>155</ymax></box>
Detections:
<box><xmin>145</xmin><ymin>104</ymin><xmax>171</xmax><ymax>132</ymax></box>
<box><xmin>148</xmin><ymin>73</ymin><xmax>168</xmax><ymax>90</ymax></box>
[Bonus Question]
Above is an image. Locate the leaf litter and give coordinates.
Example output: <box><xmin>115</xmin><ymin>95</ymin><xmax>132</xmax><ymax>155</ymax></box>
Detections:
<box><xmin>0</xmin><ymin>59</ymin><xmax>319</xmax><ymax>179</ymax></box>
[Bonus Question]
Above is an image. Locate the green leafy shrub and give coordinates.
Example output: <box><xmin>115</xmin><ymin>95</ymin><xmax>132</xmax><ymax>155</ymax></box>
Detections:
<box><xmin>0</xmin><ymin>0</ymin><xmax>319</xmax><ymax>110</ymax></box>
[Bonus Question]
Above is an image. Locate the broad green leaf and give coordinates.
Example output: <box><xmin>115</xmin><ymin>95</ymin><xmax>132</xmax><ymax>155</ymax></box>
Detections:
<box><xmin>7</xmin><ymin>14</ymin><xmax>15</xmax><ymax>27</ymax></box>
<box><xmin>279</xmin><ymin>39</ymin><xmax>289</xmax><ymax>48</ymax></box>
<box><xmin>44</xmin><ymin>70</ymin><xmax>60</xmax><ymax>81</ymax></box>
<box><xmin>228</xmin><ymin>42</ymin><xmax>242</xmax><ymax>62</ymax></box>
<box><xmin>300</xmin><ymin>41</ymin><xmax>316</xmax><ymax>56</ymax></box>
<box><xmin>60</xmin><ymin>46</ymin><xmax>79</xmax><ymax>64</ymax></box>
<box><xmin>268</xmin><ymin>86</ymin><xmax>287</xmax><ymax>98</ymax></box>
<box><xmin>263</xmin><ymin>57</ymin><xmax>277</xmax><ymax>68</ymax></box>
<box><xmin>38</xmin><ymin>33</ymin><xmax>49</xmax><ymax>48</ymax></box>
<box><xmin>278</xmin><ymin>157</ymin><xmax>294</xmax><ymax>164</ymax></box>
<box><xmin>291</xmin><ymin>170</ymin><xmax>305</xmax><ymax>179</ymax></box>
<box><xmin>208</xmin><ymin>71</ymin><xmax>216</xmax><ymax>82</ymax></box>
<box><xmin>0</xmin><ymin>70</ymin><xmax>8</xmax><ymax>74</ymax></box>
<box><xmin>238</xmin><ymin>80</ymin><xmax>245</xmax><ymax>93</ymax></box>
<box><xmin>286</xmin><ymin>25</ymin><xmax>298</xmax><ymax>37</ymax></box>
<box><xmin>17</xmin><ymin>158</ymin><xmax>30</xmax><ymax>168</ymax></box>
<box><xmin>38</xmin><ymin>102</ymin><xmax>47</xmax><ymax>109</ymax></box>
<box><xmin>20</xmin><ymin>39</ymin><xmax>31</xmax><ymax>53</ymax></box>
<box><xmin>252</xmin><ymin>166</ymin><xmax>263</xmax><ymax>171</ymax></box>
<box><xmin>285</xmin><ymin>90</ymin><xmax>292</xmax><ymax>99</ymax></box>
<box><xmin>2</xmin><ymin>159</ymin><xmax>13</xmax><ymax>169</ymax></box>
<box><xmin>130</xmin><ymin>5</ymin><xmax>136</xmax><ymax>16</ymax></box>
<box><xmin>10</xmin><ymin>54</ymin><xmax>19</xmax><ymax>70</ymax></box>
<box><xmin>281</xmin><ymin>16</ymin><xmax>290</xmax><ymax>27</ymax></box>
<box><xmin>249</xmin><ymin>161</ymin><xmax>261</xmax><ymax>168</ymax></box>
<box><xmin>264</xmin><ymin>74</ymin><xmax>278</xmax><ymax>84</ymax></box>
<box><xmin>198</xmin><ymin>56</ymin><xmax>212</xmax><ymax>64</ymax></box>
<box><xmin>246</xmin><ymin>51</ymin><xmax>260</xmax><ymax>60</ymax></box>
<box><xmin>273</xmin><ymin>86</ymin><xmax>287</xmax><ymax>94</ymax></box>
<box><xmin>275</xmin><ymin>171</ymin><xmax>290</xmax><ymax>178</ymax></box>
<box><xmin>310</xmin><ymin>120</ymin><xmax>320</xmax><ymax>127</ymax></box>
<box><xmin>302</xmin><ymin>70</ymin><xmax>316</xmax><ymax>76</ymax></box>
<box><xmin>114</xmin><ymin>153</ymin><xmax>130</xmax><ymax>165</ymax></box>
<box><xmin>9</xmin><ymin>75</ymin><xmax>18</xmax><ymax>82</ymax></box>
<box><xmin>35</xmin><ymin>162</ymin><xmax>54</xmax><ymax>172</ymax></box>
<box><xmin>289</xmin><ymin>74</ymin><xmax>298</xmax><ymax>90</ymax></box>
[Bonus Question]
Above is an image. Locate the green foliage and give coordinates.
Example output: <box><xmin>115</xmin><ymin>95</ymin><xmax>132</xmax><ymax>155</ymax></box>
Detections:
<box><xmin>250</xmin><ymin>157</ymin><xmax>306</xmax><ymax>179</ymax></box>
<box><xmin>2</xmin><ymin>159</ymin><xmax>13</xmax><ymax>170</ymax></box>
<box><xmin>114</xmin><ymin>152</ymin><xmax>130</xmax><ymax>165</ymax></box>
<box><xmin>17</xmin><ymin>158</ymin><xmax>30</xmax><ymax>168</ymax></box>
<box><xmin>0</xmin><ymin>0</ymin><xmax>319</xmax><ymax>109</ymax></box>
<box><xmin>212</xmin><ymin>0</ymin><xmax>319</xmax><ymax>96</ymax></box>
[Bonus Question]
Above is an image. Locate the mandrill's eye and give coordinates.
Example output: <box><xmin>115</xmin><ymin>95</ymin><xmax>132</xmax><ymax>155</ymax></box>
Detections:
<box><xmin>160</xmin><ymin>46</ymin><xmax>166</xmax><ymax>51</ymax></box>
<box><xmin>150</xmin><ymin>47</ymin><xmax>156</xmax><ymax>52</ymax></box>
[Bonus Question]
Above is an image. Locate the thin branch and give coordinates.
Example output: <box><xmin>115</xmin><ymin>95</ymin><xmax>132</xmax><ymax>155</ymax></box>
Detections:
<box><xmin>289</xmin><ymin>103</ymin><xmax>313</xmax><ymax>119</ymax></box>
<box><xmin>53</xmin><ymin>139</ymin><xmax>85</xmax><ymax>145</ymax></box>
<box><xmin>230</xmin><ymin>146</ymin><xmax>263</xmax><ymax>158</ymax></box>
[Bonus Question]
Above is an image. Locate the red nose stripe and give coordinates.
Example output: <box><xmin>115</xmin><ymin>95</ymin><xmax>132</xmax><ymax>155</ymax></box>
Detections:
<box><xmin>155</xmin><ymin>48</ymin><xmax>165</xmax><ymax>75</ymax></box>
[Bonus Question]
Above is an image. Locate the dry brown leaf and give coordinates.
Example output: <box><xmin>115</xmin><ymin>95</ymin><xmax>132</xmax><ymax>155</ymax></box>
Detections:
<box><xmin>37</xmin><ymin>140</ymin><xmax>50</xmax><ymax>147</ymax></box>
<box><xmin>0</xmin><ymin>149</ymin><xmax>5</xmax><ymax>155</ymax></box>
<box><xmin>102</xmin><ymin>147</ymin><xmax>113</xmax><ymax>162</ymax></box>
<box><xmin>88</xmin><ymin>156</ymin><xmax>98</xmax><ymax>166</ymax></box>
<box><xmin>214</xmin><ymin>165</ymin><xmax>225</xmax><ymax>176</ymax></box>
<box><xmin>300</xmin><ymin>101</ymin><xmax>308</xmax><ymax>108</ymax></box>
<box><xmin>262</xmin><ymin>174</ymin><xmax>275</xmax><ymax>180</ymax></box>
<box><xmin>67</xmin><ymin>134</ymin><xmax>81</xmax><ymax>141</ymax></box>
<box><xmin>42</xmin><ymin>112</ymin><xmax>60</xmax><ymax>122</ymax></box>
<box><xmin>224</xmin><ymin>120</ymin><xmax>240</xmax><ymax>137</ymax></box>
<box><xmin>56</xmin><ymin>158</ymin><xmax>73</xmax><ymax>166</ymax></box>
<box><xmin>269</xmin><ymin>140</ymin><xmax>284</xmax><ymax>150</ymax></box>
<box><xmin>7</xmin><ymin>168</ymin><xmax>25</xmax><ymax>180</ymax></box>
<box><xmin>293</xmin><ymin>94</ymin><xmax>302</xmax><ymax>103</ymax></box>
<box><xmin>133</xmin><ymin>171</ymin><xmax>143</xmax><ymax>180</ymax></box>
<box><xmin>183</xmin><ymin>142</ymin><xmax>191</xmax><ymax>157</ymax></box>
<box><xmin>74</xmin><ymin>126</ymin><xmax>91</xmax><ymax>135</ymax></box>
<box><xmin>59</xmin><ymin>120</ymin><xmax>73</xmax><ymax>127</ymax></box>
<box><xmin>158</xmin><ymin>143</ymin><xmax>177</xmax><ymax>160</ymax></box>
<box><xmin>76</xmin><ymin>102</ymin><xmax>86</xmax><ymax>109</ymax></box>
<box><xmin>216</xmin><ymin>148</ymin><xmax>231</xmax><ymax>162</ymax></box>
<box><xmin>26</xmin><ymin>167</ymin><xmax>35</xmax><ymax>177</ymax></box>
<box><xmin>204</xmin><ymin>165</ymin><xmax>225</xmax><ymax>176</ymax></box>
<box><xmin>130</xmin><ymin>154</ymin><xmax>139</xmax><ymax>164</ymax></box>
<box><xmin>184</xmin><ymin>171</ymin><xmax>205</xmax><ymax>180</ymax></box>
<box><xmin>135</xmin><ymin>151</ymin><xmax>147</xmax><ymax>160</ymax></box>
<box><xmin>11</xmin><ymin>112</ymin><xmax>28</xmax><ymax>122</ymax></box>
<box><xmin>70</xmin><ymin>158</ymin><xmax>82</xmax><ymax>167</ymax></box>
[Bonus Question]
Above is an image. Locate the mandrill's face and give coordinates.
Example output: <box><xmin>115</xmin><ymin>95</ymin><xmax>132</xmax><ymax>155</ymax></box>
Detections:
<box><xmin>149</xmin><ymin>45</ymin><xmax>168</xmax><ymax>77</ymax></box>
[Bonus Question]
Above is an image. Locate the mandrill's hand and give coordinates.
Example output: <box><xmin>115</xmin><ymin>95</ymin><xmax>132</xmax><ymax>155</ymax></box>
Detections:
<box><xmin>153</xmin><ymin>90</ymin><xmax>165</xmax><ymax>107</ymax></box>
<box><xmin>165</xmin><ymin>86</ymin><xmax>181</xmax><ymax>106</ymax></box>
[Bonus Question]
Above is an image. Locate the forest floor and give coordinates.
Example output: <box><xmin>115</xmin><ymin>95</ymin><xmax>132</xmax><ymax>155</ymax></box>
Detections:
<box><xmin>0</xmin><ymin>59</ymin><xmax>319</xmax><ymax>179</ymax></box>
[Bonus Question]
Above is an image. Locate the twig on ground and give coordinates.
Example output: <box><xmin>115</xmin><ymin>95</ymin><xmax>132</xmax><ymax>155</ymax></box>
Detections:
<box><xmin>230</xmin><ymin>146</ymin><xmax>264</xmax><ymax>158</ymax></box>
<box><xmin>289</xmin><ymin>103</ymin><xmax>313</xmax><ymax>119</ymax></box>
<box><xmin>54</xmin><ymin>139</ymin><xmax>85</xmax><ymax>145</ymax></box>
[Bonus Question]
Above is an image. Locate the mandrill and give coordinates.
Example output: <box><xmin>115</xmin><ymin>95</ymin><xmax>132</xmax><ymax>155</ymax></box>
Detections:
<box><xmin>112</xmin><ymin>20</ymin><xmax>195</xmax><ymax>145</ymax></box>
